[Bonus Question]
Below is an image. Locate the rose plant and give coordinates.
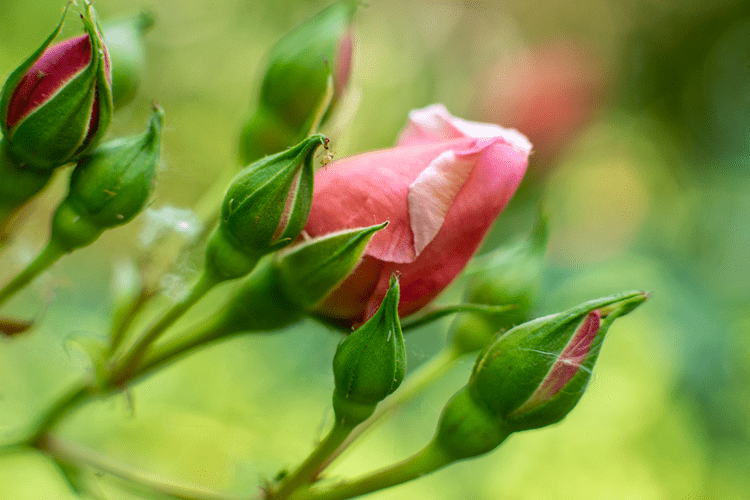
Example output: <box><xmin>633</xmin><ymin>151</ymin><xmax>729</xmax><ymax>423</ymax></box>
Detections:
<box><xmin>0</xmin><ymin>3</ymin><xmax>648</xmax><ymax>500</ymax></box>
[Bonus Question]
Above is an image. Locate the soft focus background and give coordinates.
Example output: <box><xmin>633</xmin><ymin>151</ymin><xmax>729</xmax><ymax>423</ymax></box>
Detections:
<box><xmin>1</xmin><ymin>0</ymin><xmax>749</xmax><ymax>499</ymax></box>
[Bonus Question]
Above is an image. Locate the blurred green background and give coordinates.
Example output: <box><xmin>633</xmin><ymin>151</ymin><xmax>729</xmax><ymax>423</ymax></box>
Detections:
<box><xmin>1</xmin><ymin>0</ymin><xmax>749</xmax><ymax>498</ymax></box>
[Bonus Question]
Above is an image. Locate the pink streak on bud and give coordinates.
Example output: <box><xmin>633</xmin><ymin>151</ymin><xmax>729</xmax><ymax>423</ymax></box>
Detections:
<box><xmin>515</xmin><ymin>311</ymin><xmax>601</xmax><ymax>414</ymax></box>
<box><xmin>6</xmin><ymin>35</ymin><xmax>93</xmax><ymax>129</ymax></box>
<box><xmin>334</xmin><ymin>30</ymin><xmax>353</xmax><ymax>96</ymax></box>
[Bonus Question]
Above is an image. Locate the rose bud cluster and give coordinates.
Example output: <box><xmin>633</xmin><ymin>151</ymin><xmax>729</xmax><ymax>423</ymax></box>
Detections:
<box><xmin>239</xmin><ymin>1</ymin><xmax>356</xmax><ymax>163</ymax></box>
<box><xmin>204</xmin><ymin>134</ymin><xmax>327</xmax><ymax>282</ymax></box>
<box><xmin>432</xmin><ymin>291</ymin><xmax>648</xmax><ymax>461</ymax></box>
<box><xmin>0</xmin><ymin>2</ymin><xmax>113</xmax><ymax>171</ymax></box>
<box><xmin>305</xmin><ymin>104</ymin><xmax>531</xmax><ymax>326</ymax></box>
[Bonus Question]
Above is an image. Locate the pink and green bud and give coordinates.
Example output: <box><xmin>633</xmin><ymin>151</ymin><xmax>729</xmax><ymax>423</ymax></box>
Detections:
<box><xmin>431</xmin><ymin>291</ymin><xmax>647</xmax><ymax>463</ymax></box>
<box><xmin>51</xmin><ymin>105</ymin><xmax>163</xmax><ymax>252</ymax></box>
<box><xmin>332</xmin><ymin>275</ymin><xmax>406</xmax><ymax>426</ymax></box>
<box><xmin>0</xmin><ymin>2</ymin><xmax>113</xmax><ymax>171</ymax></box>
<box><xmin>239</xmin><ymin>1</ymin><xmax>356</xmax><ymax>163</ymax></box>
<box><xmin>103</xmin><ymin>11</ymin><xmax>154</xmax><ymax>109</ymax></box>
<box><xmin>450</xmin><ymin>214</ymin><xmax>548</xmax><ymax>355</ymax></box>
<box><xmin>205</xmin><ymin>135</ymin><xmax>327</xmax><ymax>282</ymax></box>
<box><xmin>468</xmin><ymin>291</ymin><xmax>648</xmax><ymax>432</ymax></box>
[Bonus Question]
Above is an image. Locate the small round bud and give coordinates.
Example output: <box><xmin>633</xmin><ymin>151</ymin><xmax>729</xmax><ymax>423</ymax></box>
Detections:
<box><xmin>51</xmin><ymin>105</ymin><xmax>163</xmax><ymax>252</ymax></box>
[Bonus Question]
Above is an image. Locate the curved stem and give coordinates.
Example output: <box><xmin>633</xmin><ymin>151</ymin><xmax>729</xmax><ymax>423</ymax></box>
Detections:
<box><xmin>0</xmin><ymin>240</ymin><xmax>65</xmax><ymax>308</ymax></box>
<box><xmin>128</xmin><ymin>311</ymin><xmax>232</xmax><ymax>383</ymax></box>
<box><xmin>40</xmin><ymin>435</ymin><xmax>247</xmax><ymax>500</ymax></box>
<box><xmin>109</xmin><ymin>272</ymin><xmax>217</xmax><ymax>386</ymax></box>
<box><xmin>28</xmin><ymin>383</ymin><xmax>93</xmax><ymax>446</ymax></box>
<box><xmin>288</xmin><ymin>442</ymin><xmax>451</xmax><ymax>500</ymax></box>
<box><xmin>315</xmin><ymin>346</ymin><xmax>460</xmax><ymax>477</ymax></box>
<box><xmin>272</xmin><ymin>422</ymin><xmax>355</xmax><ymax>500</ymax></box>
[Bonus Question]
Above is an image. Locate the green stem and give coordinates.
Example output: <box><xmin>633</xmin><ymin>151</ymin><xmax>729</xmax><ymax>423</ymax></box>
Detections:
<box><xmin>110</xmin><ymin>272</ymin><xmax>217</xmax><ymax>386</ymax></box>
<box><xmin>40</xmin><ymin>435</ymin><xmax>247</xmax><ymax>500</ymax></box>
<box><xmin>272</xmin><ymin>422</ymin><xmax>356</xmax><ymax>500</ymax></box>
<box><xmin>401</xmin><ymin>304</ymin><xmax>516</xmax><ymax>332</ymax></box>
<box><xmin>108</xmin><ymin>288</ymin><xmax>151</xmax><ymax>355</ymax></box>
<box><xmin>28</xmin><ymin>383</ymin><xmax>93</xmax><ymax>446</ymax></box>
<box><xmin>288</xmin><ymin>442</ymin><xmax>451</xmax><ymax>500</ymax></box>
<box><xmin>0</xmin><ymin>240</ymin><xmax>65</xmax><ymax>308</ymax></box>
<box><xmin>129</xmin><ymin>311</ymin><xmax>232</xmax><ymax>383</ymax></box>
<box><xmin>315</xmin><ymin>346</ymin><xmax>460</xmax><ymax>477</ymax></box>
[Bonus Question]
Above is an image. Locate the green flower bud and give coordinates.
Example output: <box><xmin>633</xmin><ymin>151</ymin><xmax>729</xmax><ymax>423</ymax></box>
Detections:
<box><xmin>276</xmin><ymin>222</ymin><xmax>388</xmax><ymax>310</ymax></box>
<box><xmin>205</xmin><ymin>134</ymin><xmax>326</xmax><ymax>282</ymax></box>
<box><xmin>431</xmin><ymin>291</ymin><xmax>647</xmax><ymax>462</ymax></box>
<box><xmin>332</xmin><ymin>275</ymin><xmax>405</xmax><ymax>426</ymax></box>
<box><xmin>451</xmin><ymin>215</ymin><xmax>548</xmax><ymax>355</ymax></box>
<box><xmin>469</xmin><ymin>291</ymin><xmax>648</xmax><ymax>432</ymax></box>
<box><xmin>51</xmin><ymin>105</ymin><xmax>163</xmax><ymax>251</ymax></box>
<box><xmin>239</xmin><ymin>1</ymin><xmax>356</xmax><ymax>163</ymax></box>
<box><xmin>0</xmin><ymin>2</ymin><xmax>113</xmax><ymax>171</ymax></box>
<box><xmin>103</xmin><ymin>12</ymin><xmax>155</xmax><ymax>109</ymax></box>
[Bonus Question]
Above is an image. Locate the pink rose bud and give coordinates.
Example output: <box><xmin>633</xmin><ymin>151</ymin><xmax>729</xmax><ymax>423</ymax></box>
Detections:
<box><xmin>0</xmin><ymin>3</ymin><xmax>113</xmax><ymax>171</ymax></box>
<box><xmin>305</xmin><ymin>104</ymin><xmax>531</xmax><ymax>325</ymax></box>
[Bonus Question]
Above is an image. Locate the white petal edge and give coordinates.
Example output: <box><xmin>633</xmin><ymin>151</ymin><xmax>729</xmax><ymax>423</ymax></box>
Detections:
<box><xmin>398</xmin><ymin>103</ymin><xmax>532</xmax><ymax>156</ymax></box>
<box><xmin>408</xmin><ymin>150</ymin><xmax>474</xmax><ymax>256</ymax></box>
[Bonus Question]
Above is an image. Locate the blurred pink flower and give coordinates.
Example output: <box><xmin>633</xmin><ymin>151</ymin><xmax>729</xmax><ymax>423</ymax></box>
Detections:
<box><xmin>305</xmin><ymin>104</ymin><xmax>530</xmax><ymax>324</ymax></box>
<box><xmin>477</xmin><ymin>42</ymin><xmax>606</xmax><ymax>164</ymax></box>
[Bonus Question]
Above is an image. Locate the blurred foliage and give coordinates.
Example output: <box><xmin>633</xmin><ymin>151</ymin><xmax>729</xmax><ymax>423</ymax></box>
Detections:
<box><xmin>1</xmin><ymin>0</ymin><xmax>749</xmax><ymax>499</ymax></box>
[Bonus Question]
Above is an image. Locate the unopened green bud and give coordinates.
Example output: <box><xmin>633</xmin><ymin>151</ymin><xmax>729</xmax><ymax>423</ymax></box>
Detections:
<box><xmin>240</xmin><ymin>1</ymin><xmax>356</xmax><ymax>163</ymax></box>
<box><xmin>276</xmin><ymin>222</ymin><xmax>388</xmax><ymax>310</ymax></box>
<box><xmin>332</xmin><ymin>275</ymin><xmax>405</xmax><ymax>426</ymax></box>
<box><xmin>205</xmin><ymin>134</ymin><xmax>326</xmax><ymax>282</ymax></box>
<box><xmin>451</xmin><ymin>215</ymin><xmax>548</xmax><ymax>356</ymax></box>
<box><xmin>51</xmin><ymin>105</ymin><xmax>163</xmax><ymax>251</ymax></box>
<box><xmin>469</xmin><ymin>291</ymin><xmax>647</xmax><ymax>432</ymax></box>
<box><xmin>103</xmin><ymin>12</ymin><xmax>154</xmax><ymax>108</ymax></box>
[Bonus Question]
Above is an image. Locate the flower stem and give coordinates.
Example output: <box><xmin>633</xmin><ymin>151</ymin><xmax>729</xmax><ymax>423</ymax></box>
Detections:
<box><xmin>39</xmin><ymin>435</ymin><xmax>247</xmax><ymax>500</ymax></box>
<box><xmin>288</xmin><ymin>442</ymin><xmax>451</xmax><ymax>500</ymax></box>
<box><xmin>0</xmin><ymin>240</ymin><xmax>65</xmax><ymax>308</ymax></box>
<box><xmin>28</xmin><ymin>383</ymin><xmax>93</xmax><ymax>446</ymax></box>
<box><xmin>272</xmin><ymin>422</ymin><xmax>356</xmax><ymax>500</ymax></box>
<box><xmin>109</xmin><ymin>272</ymin><xmax>217</xmax><ymax>386</ymax></box>
<box><xmin>314</xmin><ymin>346</ymin><xmax>460</xmax><ymax>477</ymax></box>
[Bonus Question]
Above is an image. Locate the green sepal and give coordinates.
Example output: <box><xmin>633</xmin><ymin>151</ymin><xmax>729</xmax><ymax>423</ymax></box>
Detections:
<box><xmin>332</xmin><ymin>275</ymin><xmax>405</xmax><ymax>426</ymax></box>
<box><xmin>275</xmin><ymin>222</ymin><xmax>388</xmax><ymax>310</ymax></box>
<box><xmin>0</xmin><ymin>138</ymin><xmax>53</xmax><ymax>222</ymax></box>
